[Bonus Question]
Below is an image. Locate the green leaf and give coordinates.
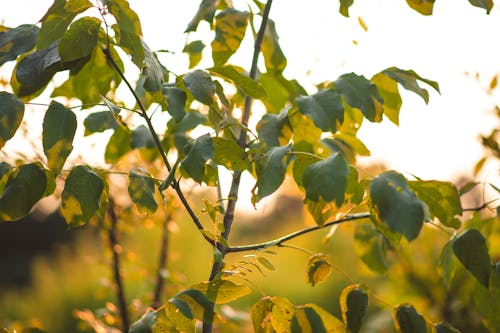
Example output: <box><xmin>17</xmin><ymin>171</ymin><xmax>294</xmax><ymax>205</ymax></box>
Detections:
<box><xmin>0</xmin><ymin>24</ymin><xmax>39</xmax><ymax>66</ymax></box>
<box><xmin>183</xmin><ymin>40</ymin><xmax>205</xmax><ymax>69</ymax></box>
<box><xmin>333</xmin><ymin>73</ymin><xmax>384</xmax><ymax>123</ymax></box>
<box><xmin>371</xmin><ymin>72</ymin><xmax>402</xmax><ymax>125</ymax></box>
<box><xmin>170</xmin><ymin>288</ymin><xmax>214</xmax><ymax>324</ymax></box>
<box><xmin>339</xmin><ymin>0</ymin><xmax>354</xmax><ymax>17</ymax></box>
<box><xmin>183</xmin><ymin>70</ymin><xmax>216</xmax><ymax>106</ymax></box>
<box><xmin>58</xmin><ymin>16</ymin><xmax>100</xmax><ymax>62</ymax></box>
<box><xmin>297</xmin><ymin>89</ymin><xmax>344</xmax><ymax>132</ymax></box>
<box><xmin>257</xmin><ymin>256</ymin><xmax>276</xmax><ymax>271</ymax></box>
<box><xmin>354</xmin><ymin>223</ymin><xmax>388</xmax><ymax>274</ymax></box>
<box><xmin>213</xmin><ymin>137</ymin><xmax>249</xmax><ymax>171</ymax></box>
<box><xmin>0</xmin><ymin>163</ymin><xmax>47</xmax><ymax>221</ymax></box>
<box><xmin>142</xmin><ymin>40</ymin><xmax>165</xmax><ymax>92</ymax></box>
<box><xmin>129</xmin><ymin>310</ymin><xmax>157</xmax><ymax>333</ymax></box>
<box><xmin>131</xmin><ymin>125</ymin><xmax>155</xmax><ymax>149</ymax></box>
<box><xmin>211</xmin><ymin>9</ymin><xmax>248</xmax><ymax>66</ymax></box>
<box><xmin>37</xmin><ymin>0</ymin><xmax>93</xmax><ymax>50</ymax></box>
<box><xmin>340</xmin><ymin>284</ymin><xmax>369</xmax><ymax>333</ymax></box>
<box><xmin>61</xmin><ymin>165</ymin><xmax>103</xmax><ymax>227</ymax></box>
<box><xmin>468</xmin><ymin>0</ymin><xmax>493</xmax><ymax>13</ymax></box>
<box><xmin>163</xmin><ymin>86</ymin><xmax>187</xmax><ymax>122</ymax></box>
<box><xmin>208</xmin><ymin>65</ymin><xmax>265</xmax><ymax>99</ymax></box>
<box><xmin>105</xmin><ymin>126</ymin><xmax>131</xmax><ymax>164</ymax></box>
<box><xmin>370</xmin><ymin>171</ymin><xmax>426</xmax><ymax>241</ymax></box>
<box><xmin>83</xmin><ymin>111</ymin><xmax>119</xmax><ymax>135</ymax></box>
<box><xmin>191</xmin><ymin>279</ymin><xmax>251</xmax><ymax>304</ymax></box>
<box><xmin>306</xmin><ymin>254</ymin><xmax>332</xmax><ymax>287</ymax></box>
<box><xmin>128</xmin><ymin>168</ymin><xmax>158</xmax><ymax>215</ymax></box>
<box><xmin>42</xmin><ymin>101</ymin><xmax>76</xmax><ymax>175</ymax></box>
<box><xmin>107</xmin><ymin>0</ymin><xmax>144</xmax><ymax>67</ymax></box>
<box><xmin>291</xmin><ymin>306</ymin><xmax>327</xmax><ymax>333</ymax></box>
<box><xmin>452</xmin><ymin>229</ymin><xmax>491</xmax><ymax>288</ymax></box>
<box><xmin>255</xmin><ymin>144</ymin><xmax>292</xmax><ymax>200</ymax></box>
<box><xmin>409</xmin><ymin>180</ymin><xmax>462</xmax><ymax>228</ymax></box>
<box><xmin>392</xmin><ymin>304</ymin><xmax>427</xmax><ymax>333</ymax></box>
<box><xmin>303</xmin><ymin>152</ymin><xmax>349</xmax><ymax>206</ymax></box>
<box><xmin>261</xmin><ymin>20</ymin><xmax>287</xmax><ymax>72</ymax></box>
<box><xmin>434</xmin><ymin>322</ymin><xmax>462</xmax><ymax>333</ymax></box>
<box><xmin>181</xmin><ymin>133</ymin><xmax>214</xmax><ymax>183</ymax></box>
<box><xmin>292</xmin><ymin>143</ymin><xmax>321</xmax><ymax>188</ymax></box>
<box><xmin>0</xmin><ymin>162</ymin><xmax>13</xmax><ymax>193</ymax></box>
<box><xmin>258</xmin><ymin>72</ymin><xmax>290</xmax><ymax>114</ymax></box>
<box><xmin>405</xmin><ymin>0</ymin><xmax>435</xmax><ymax>15</ymax></box>
<box><xmin>439</xmin><ymin>241</ymin><xmax>456</xmax><ymax>289</ymax></box>
<box><xmin>155</xmin><ymin>302</ymin><xmax>195</xmax><ymax>333</ymax></box>
<box><xmin>185</xmin><ymin>0</ymin><xmax>217</xmax><ymax>32</ymax></box>
<box><xmin>256</xmin><ymin>109</ymin><xmax>290</xmax><ymax>147</ymax></box>
<box><xmin>382</xmin><ymin>67</ymin><xmax>440</xmax><ymax>104</ymax></box>
<box><xmin>0</xmin><ymin>91</ymin><xmax>24</xmax><ymax>149</ymax></box>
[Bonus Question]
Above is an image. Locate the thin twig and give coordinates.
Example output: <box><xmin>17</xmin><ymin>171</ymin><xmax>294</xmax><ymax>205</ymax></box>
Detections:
<box><xmin>151</xmin><ymin>214</ymin><xmax>170</xmax><ymax>309</ymax></box>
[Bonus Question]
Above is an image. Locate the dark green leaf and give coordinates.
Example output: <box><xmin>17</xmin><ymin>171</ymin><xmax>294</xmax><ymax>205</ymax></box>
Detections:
<box><xmin>371</xmin><ymin>72</ymin><xmax>402</xmax><ymax>125</ymax></box>
<box><xmin>382</xmin><ymin>67</ymin><xmax>440</xmax><ymax>104</ymax></box>
<box><xmin>340</xmin><ymin>285</ymin><xmax>369</xmax><ymax>333</ymax></box>
<box><xmin>354</xmin><ymin>223</ymin><xmax>388</xmax><ymax>273</ymax></box>
<box><xmin>405</xmin><ymin>0</ymin><xmax>435</xmax><ymax>15</ymax></box>
<box><xmin>42</xmin><ymin>101</ymin><xmax>76</xmax><ymax>175</ymax></box>
<box><xmin>185</xmin><ymin>0</ymin><xmax>217</xmax><ymax>32</ymax></box>
<box><xmin>181</xmin><ymin>133</ymin><xmax>214</xmax><ymax>183</ymax></box>
<box><xmin>256</xmin><ymin>109</ymin><xmax>290</xmax><ymax>147</ymax></box>
<box><xmin>0</xmin><ymin>24</ymin><xmax>39</xmax><ymax>66</ymax></box>
<box><xmin>370</xmin><ymin>171</ymin><xmax>426</xmax><ymax>241</ymax></box>
<box><xmin>303</xmin><ymin>152</ymin><xmax>349</xmax><ymax>206</ymax></box>
<box><xmin>291</xmin><ymin>306</ymin><xmax>327</xmax><ymax>333</ymax></box>
<box><xmin>191</xmin><ymin>279</ymin><xmax>251</xmax><ymax>304</ymax></box>
<box><xmin>452</xmin><ymin>229</ymin><xmax>491</xmax><ymax>288</ymax></box>
<box><xmin>83</xmin><ymin>111</ymin><xmax>119</xmax><ymax>135</ymax></box>
<box><xmin>439</xmin><ymin>241</ymin><xmax>456</xmax><ymax>289</ymax></box>
<box><xmin>333</xmin><ymin>73</ymin><xmax>384</xmax><ymax>123</ymax></box>
<box><xmin>209</xmin><ymin>65</ymin><xmax>265</xmax><ymax>98</ymax></box>
<box><xmin>183</xmin><ymin>40</ymin><xmax>205</xmax><ymax>68</ymax></box>
<box><xmin>213</xmin><ymin>137</ymin><xmax>249</xmax><ymax>171</ymax></box>
<box><xmin>261</xmin><ymin>20</ymin><xmax>287</xmax><ymax>72</ymax></box>
<box><xmin>306</xmin><ymin>254</ymin><xmax>332</xmax><ymax>287</ymax></box>
<box><xmin>131</xmin><ymin>125</ymin><xmax>155</xmax><ymax>149</ymax></box>
<box><xmin>0</xmin><ymin>163</ymin><xmax>47</xmax><ymax>221</ymax></box>
<box><xmin>142</xmin><ymin>39</ymin><xmax>165</xmax><ymax>92</ymax></box>
<box><xmin>468</xmin><ymin>0</ymin><xmax>493</xmax><ymax>13</ymax></box>
<box><xmin>0</xmin><ymin>162</ymin><xmax>13</xmax><ymax>193</ymax></box>
<box><xmin>392</xmin><ymin>304</ymin><xmax>427</xmax><ymax>333</ymax></box>
<box><xmin>211</xmin><ymin>9</ymin><xmax>249</xmax><ymax>65</ymax></box>
<box><xmin>128</xmin><ymin>168</ymin><xmax>157</xmax><ymax>215</ymax></box>
<box><xmin>108</xmin><ymin>0</ymin><xmax>144</xmax><ymax>67</ymax></box>
<box><xmin>339</xmin><ymin>0</ymin><xmax>354</xmax><ymax>17</ymax></box>
<box><xmin>0</xmin><ymin>91</ymin><xmax>24</xmax><ymax>149</ymax></box>
<box><xmin>156</xmin><ymin>302</ymin><xmax>196</xmax><ymax>333</ymax></box>
<box><xmin>37</xmin><ymin>0</ymin><xmax>93</xmax><ymax>50</ymax></box>
<box><xmin>163</xmin><ymin>86</ymin><xmax>187</xmax><ymax>122</ymax></box>
<box><xmin>129</xmin><ymin>310</ymin><xmax>157</xmax><ymax>333</ymax></box>
<box><xmin>434</xmin><ymin>322</ymin><xmax>462</xmax><ymax>333</ymax></box>
<box><xmin>169</xmin><ymin>297</ymin><xmax>193</xmax><ymax>320</ymax></box>
<box><xmin>105</xmin><ymin>126</ymin><xmax>131</xmax><ymax>164</ymax></box>
<box><xmin>170</xmin><ymin>288</ymin><xmax>214</xmax><ymax>324</ymax></box>
<box><xmin>297</xmin><ymin>89</ymin><xmax>344</xmax><ymax>132</ymax></box>
<box><xmin>183</xmin><ymin>69</ymin><xmax>216</xmax><ymax>106</ymax></box>
<box><xmin>255</xmin><ymin>144</ymin><xmax>292</xmax><ymax>200</ymax></box>
<box><xmin>58</xmin><ymin>16</ymin><xmax>100</xmax><ymax>62</ymax></box>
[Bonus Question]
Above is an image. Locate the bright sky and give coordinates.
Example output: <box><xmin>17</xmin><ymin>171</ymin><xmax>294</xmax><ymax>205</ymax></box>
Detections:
<box><xmin>1</xmin><ymin>0</ymin><xmax>499</xmax><ymax>186</ymax></box>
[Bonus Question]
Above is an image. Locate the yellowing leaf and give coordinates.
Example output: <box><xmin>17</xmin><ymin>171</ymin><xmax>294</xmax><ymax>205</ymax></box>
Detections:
<box><xmin>191</xmin><ymin>279</ymin><xmax>251</xmax><ymax>304</ymax></box>
<box><xmin>211</xmin><ymin>9</ymin><xmax>249</xmax><ymax>66</ymax></box>
<box><xmin>0</xmin><ymin>91</ymin><xmax>24</xmax><ymax>149</ymax></box>
<box><xmin>405</xmin><ymin>0</ymin><xmax>435</xmax><ymax>16</ymax></box>
<box><xmin>306</xmin><ymin>254</ymin><xmax>332</xmax><ymax>287</ymax></box>
<box><xmin>340</xmin><ymin>284</ymin><xmax>369</xmax><ymax>333</ymax></box>
<box><xmin>128</xmin><ymin>168</ymin><xmax>157</xmax><ymax>215</ymax></box>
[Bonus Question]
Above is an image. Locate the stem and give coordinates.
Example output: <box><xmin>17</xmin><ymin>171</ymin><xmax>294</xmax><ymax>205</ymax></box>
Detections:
<box><xmin>106</xmin><ymin>197</ymin><xmax>130</xmax><ymax>332</ymax></box>
<box><xmin>151</xmin><ymin>214</ymin><xmax>170</xmax><ymax>309</ymax></box>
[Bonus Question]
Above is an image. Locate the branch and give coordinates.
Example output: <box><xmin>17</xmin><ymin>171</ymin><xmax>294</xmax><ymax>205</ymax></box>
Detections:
<box><xmin>463</xmin><ymin>198</ymin><xmax>500</xmax><ymax>212</ymax></box>
<box><xmin>226</xmin><ymin>212</ymin><xmax>371</xmax><ymax>253</ymax></box>
<box><xmin>151</xmin><ymin>214</ymin><xmax>170</xmax><ymax>309</ymax></box>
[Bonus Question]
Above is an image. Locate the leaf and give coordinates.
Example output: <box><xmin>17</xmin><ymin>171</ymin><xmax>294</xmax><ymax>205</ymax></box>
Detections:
<box><xmin>131</xmin><ymin>125</ymin><xmax>156</xmax><ymax>149</ymax></box>
<box><xmin>354</xmin><ymin>223</ymin><xmax>388</xmax><ymax>274</ymax></box>
<box><xmin>183</xmin><ymin>70</ymin><xmax>216</xmax><ymax>106</ymax></box>
<box><xmin>371</xmin><ymin>72</ymin><xmax>402</xmax><ymax>125</ymax></box>
<box><xmin>292</xmin><ymin>144</ymin><xmax>321</xmax><ymax>188</ymax></box>
<box><xmin>434</xmin><ymin>322</ymin><xmax>462</xmax><ymax>333</ymax></box>
<box><xmin>261</xmin><ymin>19</ymin><xmax>287</xmax><ymax>72</ymax></box>
<box><xmin>83</xmin><ymin>111</ymin><xmax>119</xmax><ymax>135</ymax></box>
<box><xmin>303</xmin><ymin>152</ymin><xmax>349</xmax><ymax>206</ymax></box>
<box><xmin>211</xmin><ymin>9</ymin><xmax>248</xmax><ymax>66</ymax></box>
<box><xmin>37</xmin><ymin>0</ymin><xmax>93</xmax><ymax>50</ymax></box>
<box><xmin>183</xmin><ymin>40</ymin><xmax>205</xmax><ymax>68</ymax></box>
<box><xmin>209</xmin><ymin>65</ymin><xmax>265</xmax><ymax>98</ymax></box>
<box><xmin>142</xmin><ymin>39</ymin><xmax>165</xmax><ymax>92</ymax></box>
<box><xmin>339</xmin><ymin>0</ymin><xmax>354</xmax><ymax>17</ymax></box>
<box><xmin>0</xmin><ymin>91</ymin><xmax>24</xmax><ymax>149</ymax></box>
<box><xmin>370</xmin><ymin>171</ymin><xmax>426</xmax><ymax>241</ymax></box>
<box><xmin>213</xmin><ymin>137</ymin><xmax>249</xmax><ymax>171</ymax></box>
<box><xmin>191</xmin><ymin>279</ymin><xmax>251</xmax><ymax>304</ymax></box>
<box><xmin>58</xmin><ymin>16</ymin><xmax>100</xmax><ymax>62</ymax></box>
<box><xmin>155</xmin><ymin>302</ymin><xmax>195</xmax><ymax>333</ymax></box>
<box><xmin>340</xmin><ymin>284</ymin><xmax>369</xmax><ymax>333</ymax></box>
<box><xmin>128</xmin><ymin>169</ymin><xmax>158</xmax><ymax>215</ymax></box>
<box><xmin>0</xmin><ymin>162</ymin><xmax>13</xmax><ymax>193</ymax></box>
<box><xmin>392</xmin><ymin>304</ymin><xmax>427</xmax><ymax>333</ymax></box>
<box><xmin>468</xmin><ymin>0</ymin><xmax>493</xmax><ymax>13</ymax></box>
<box><xmin>255</xmin><ymin>144</ymin><xmax>292</xmax><ymax>200</ymax></box>
<box><xmin>306</xmin><ymin>254</ymin><xmax>332</xmax><ymax>287</ymax></box>
<box><xmin>333</xmin><ymin>73</ymin><xmax>384</xmax><ymax>123</ymax></box>
<box><xmin>107</xmin><ymin>0</ymin><xmax>144</xmax><ymax>67</ymax></box>
<box><xmin>291</xmin><ymin>306</ymin><xmax>327</xmax><ymax>333</ymax></box>
<box><xmin>270</xmin><ymin>297</ymin><xmax>295</xmax><ymax>333</ymax></box>
<box><xmin>61</xmin><ymin>165</ymin><xmax>104</xmax><ymax>227</ymax></box>
<box><xmin>439</xmin><ymin>241</ymin><xmax>456</xmax><ymax>289</ymax></box>
<box><xmin>382</xmin><ymin>67</ymin><xmax>440</xmax><ymax>104</ymax></box>
<box><xmin>257</xmin><ymin>256</ymin><xmax>275</xmax><ymax>271</ymax></box>
<box><xmin>0</xmin><ymin>24</ymin><xmax>39</xmax><ymax>66</ymax></box>
<box><xmin>296</xmin><ymin>89</ymin><xmax>344</xmax><ymax>132</ymax></box>
<box><xmin>251</xmin><ymin>297</ymin><xmax>274</xmax><ymax>333</ymax></box>
<box><xmin>181</xmin><ymin>133</ymin><xmax>214</xmax><ymax>183</ymax></box>
<box><xmin>105</xmin><ymin>126</ymin><xmax>131</xmax><ymax>164</ymax></box>
<box><xmin>129</xmin><ymin>310</ymin><xmax>157</xmax><ymax>333</ymax></box>
<box><xmin>0</xmin><ymin>163</ymin><xmax>47</xmax><ymax>221</ymax></box>
<box><xmin>170</xmin><ymin>288</ymin><xmax>214</xmax><ymax>324</ymax></box>
<box><xmin>185</xmin><ymin>0</ymin><xmax>217</xmax><ymax>32</ymax></box>
<box><xmin>256</xmin><ymin>109</ymin><xmax>290</xmax><ymax>147</ymax></box>
<box><xmin>452</xmin><ymin>229</ymin><xmax>491</xmax><ymax>288</ymax></box>
<box><xmin>163</xmin><ymin>86</ymin><xmax>187</xmax><ymax>122</ymax></box>
<box><xmin>405</xmin><ymin>0</ymin><xmax>435</xmax><ymax>15</ymax></box>
<box><xmin>42</xmin><ymin>101</ymin><xmax>76</xmax><ymax>175</ymax></box>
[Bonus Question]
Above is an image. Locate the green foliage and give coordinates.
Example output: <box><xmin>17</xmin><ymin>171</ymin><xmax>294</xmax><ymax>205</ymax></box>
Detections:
<box><xmin>0</xmin><ymin>24</ymin><xmax>39</xmax><ymax>66</ymax></box>
<box><xmin>211</xmin><ymin>9</ymin><xmax>249</xmax><ymax>66</ymax></box>
<box><xmin>340</xmin><ymin>284</ymin><xmax>369</xmax><ymax>333</ymax></box>
<box><xmin>128</xmin><ymin>169</ymin><xmax>158</xmax><ymax>215</ymax></box>
<box><xmin>296</xmin><ymin>89</ymin><xmax>344</xmax><ymax>132</ymax></box>
<box><xmin>183</xmin><ymin>69</ymin><xmax>216</xmax><ymax>106</ymax></box>
<box><xmin>305</xmin><ymin>254</ymin><xmax>332</xmax><ymax>286</ymax></box>
<box><xmin>254</xmin><ymin>143</ymin><xmax>292</xmax><ymax>201</ymax></box>
<box><xmin>392</xmin><ymin>304</ymin><xmax>427</xmax><ymax>333</ymax></box>
<box><xmin>58</xmin><ymin>16</ymin><xmax>100</xmax><ymax>62</ymax></box>
<box><xmin>181</xmin><ymin>133</ymin><xmax>214</xmax><ymax>183</ymax></box>
<box><xmin>0</xmin><ymin>91</ymin><xmax>24</xmax><ymax>149</ymax></box>
<box><xmin>452</xmin><ymin>229</ymin><xmax>491</xmax><ymax>288</ymax></box>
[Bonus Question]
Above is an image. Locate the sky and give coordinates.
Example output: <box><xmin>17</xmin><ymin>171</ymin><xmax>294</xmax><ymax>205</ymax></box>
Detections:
<box><xmin>1</xmin><ymin>0</ymin><xmax>499</xmax><ymax>188</ymax></box>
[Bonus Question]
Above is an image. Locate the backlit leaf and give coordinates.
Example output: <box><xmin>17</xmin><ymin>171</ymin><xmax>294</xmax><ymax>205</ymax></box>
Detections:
<box><xmin>185</xmin><ymin>0</ymin><xmax>217</xmax><ymax>32</ymax></box>
<box><xmin>83</xmin><ymin>111</ymin><xmax>118</xmax><ymax>135</ymax></box>
<box><xmin>257</xmin><ymin>256</ymin><xmax>275</xmax><ymax>271</ymax></box>
<box><xmin>0</xmin><ymin>24</ymin><xmax>39</xmax><ymax>66</ymax></box>
<box><xmin>61</xmin><ymin>165</ymin><xmax>103</xmax><ymax>227</ymax></box>
<box><xmin>382</xmin><ymin>67</ymin><xmax>440</xmax><ymax>104</ymax></box>
<box><xmin>370</xmin><ymin>171</ymin><xmax>426</xmax><ymax>241</ymax></box>
<box><xmin>340</xmin><ymin>284</ymin><xmax>369</xmax><ymax>333</ymax></box>
<box><xmin>0</xmin><ymin>163</ymin><xmax>47</xmax><ymax>221</ymax></box>
<box><xmin>209</xmin><ymin>65</ymin><xmax>265</xmax><ymax>98</ymax></box>
<box><xmin>128</xmin><ymin>169</ymin><xmax>157</xmax><ymax>215</ymax></box>
<box><xmin>292</xmin><ymin>142</ymin><xmax>320</xmax><ymax>188</ymax></box>
<box><xmin>256</xmin><ymin>109</ymin><xmax>290</xmax><ymax>147</ymax></box>
<box><xmin>261</xmin><ymin>20</ymin><xmax>287</xmax><ymax>72</ymax></box>
<box><xmin>58</xmin><ymin>16</ymin><xmax>100</xmax><ymax>62</ymax></box>
<box><xmin>181</xmin><ymin>133</ymin><xmax>214</xmax><ymax>183</ymax></box>
<box><xmin>131</xmin><ymin>125</ymin><xmax>155</xmax><ymax>149</ymax></box>
<box><xmin>297</xmin><ymin>89</ymin><xmax>344</xmax><ymax>132</ymax></box>
<box><xmin>129</xmin><ymin>310</ymin><xmax>157</xmax><ymax>333</ymax></box>
<box><xmin>0</xmin><ymin>162</ymin><xmax>13</xmax><ymax>193</ymax></box>
<box><xmin>170</xmin><ymin>288</ymin><xmax>214</xmax><ymax>324</ymax></box>
<box><xmin>405</xmin><ymin>0</ymin><xmax>435</xmax><ymax>15</ymax></box>
<box><xmin>291</xmin><ymin>306</ymin><xmax>327</xmax><ymax>333</ymax></box>
<box><xmin>105</xmin><ymin>126</ymin><xmax>132</xmax><ymax>164</ymax></box>
<box><xmin>183</xmin><ymin>70</ymin><xmax>216</xmax><ymax>106</ymax></box>
<box><xmin>163</xmin><ymin>86</ymin><xmax>187</xmax><ymax>122</ymax></box>
<box><xmin>468</xmin><ymin>0</ymin><xmax>493</xmax><ymax>13</ymax></box>
<box><xmin>270</xmin><ymin>297</ymin><xmax>295</xmax><ymax>333</ymax></box>
<box><xmin>258</xmin><ymin>72</ymin><xmax>289</xmax><ymax>113</ymax></box>
<box><xmin>434</xmin><ymin>322</ymin><xmax>462</xmax><ymax>333</ymax></box>
<box><xmin>211</xmin><ymin>9</ymin><xmax>249</xmax><ymax>66</ymax></box>
<box><xmin>255</xmin><ymin>144</ymin><xmax>292</xmax><ymax>200</ymax></box>
<box><xmin>452</xmin><ymin>229</ymin><xmax>491</xmax><ymax>288</ymax></box>
<box><xmin>371</xmin><ymin>72</ymin><xmax>402</xmax><ymax>125</ymax></box>
<box><xmin>183</xmin><ymin>40</ymin><xmax>205</xmax><ymax>68</ymax></box>
<box><xmin>0</xmin><ymin>91</ymin><xmax>24</xmax><ymax>149</ymax></box>
<box><xmin>251</xmin><ymin>297</ymin><xmax>274</xmax><ymax>333</ymax></box>
<box><xmin>439</xmin><ymin>241</ymin><xmax>455</xmax><ymax>288</ymax></box>
<box><xmin>306</xmin><ymin>254</ymin><xmax>332</xmax><ymax>287</ymax></box>
<box><xmin>393</xmin><ymin>304</ymin><xmax>427</xmax><ymax>333</ymax></box>
<box><xmin>354</xmin><ymin>223</ymin><xmax>388</xmax><ymax>273</ymax></box>
<box><xmin>155</xmin><ymin>302</ymin><xmax>195</xmax><ymax>333</ymax></box>
<box><xmin>42</xmin><ymin>101</ymin><xmax>77</xmax><ymax>175</ymax></box>
<box><xmin>213</xmin><ymin>137</ymin><xmax>249</xmax><ymax>171</ymax></box>
<box><xmin>142</xmin><ymin>39</ymin><xmax>165</xmax><ymax>92</ymax></box>
<box><xmin>340</xmin><ymin>0</ymin><xmax>354</xmax><ymax>17</ymax></box>
<box><xmin>191</xmin><ymin>279</ymin><xmax>251</xmax><ymax>304</ymax></box>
